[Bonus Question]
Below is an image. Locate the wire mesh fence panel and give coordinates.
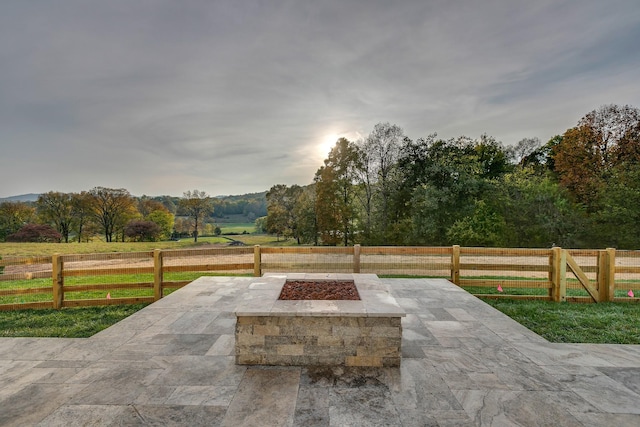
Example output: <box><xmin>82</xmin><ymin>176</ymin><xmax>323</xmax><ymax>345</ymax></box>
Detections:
<box><xmin>0</xmin><ymin>255</ymin><xmax>53</xmax><ymax>281</ymax></box>
<box><xmin>60</xmin><ymin>252</ymin><xmax>156</xmax><ymax>304</ymax></box>
<box><xmin>614</xmin><ymin>250</ymin><xmax>640</xmax><ymax>300</ymax></box>
<box><xmin>162</xmin><ymin>247</ymin><xmax>254</xmax><ymax>275</ymax></box>
<box><xmin>458</xmin><ymin>247</ymin><xmax>553</xmax><ymax>297</ymax></box>
<box><xmin>261</xmin><ymin>247</ymin><xmax>354</xmax><ymax>273</ymax></box>
<box><xmin>0</xmin><ymin>256</ymin><xmax>54</xmax><ymax>308</ymax></box>
<box><xmin>360</xmin><ymin>247</ymin><xmax>452</xmax><ymax>276</ymax></box>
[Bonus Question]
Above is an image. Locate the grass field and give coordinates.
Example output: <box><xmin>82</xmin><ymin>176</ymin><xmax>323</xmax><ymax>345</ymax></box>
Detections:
<box><xmin>0</xmin><ymin>304</ymin><xmax>149</xmax><ymax>337</ymax></box>
<box><xmin>218</xmin><ymin>222</ymin><xmax>256</xmax><ymax>234</ymax></box>
<box><xmin>482</xmin><ymin>298</ymin><xmax>640</xmax><ymax>344</ymax></box>
<box><xmin>0</xmin><ymin>233</ymin><xmax>295</xmax><ymax>257</ymax></box>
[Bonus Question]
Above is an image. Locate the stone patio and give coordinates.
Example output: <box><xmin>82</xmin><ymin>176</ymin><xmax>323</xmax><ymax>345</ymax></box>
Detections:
<box><xmin>0</xmin><ymin>274</ymin><xmax>639</xmax><ymax>426</ymax></box>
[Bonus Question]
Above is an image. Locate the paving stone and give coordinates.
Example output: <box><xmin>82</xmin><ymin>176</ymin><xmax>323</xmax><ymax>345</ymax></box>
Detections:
<box><xmin>165</xmin><ymin>385</ymin><xmax>237</xmax><ymax>406</ymax></box>
<box><xmin>36</xmin><ymin>404</ymin><xmax>131</xmax><ymax>427</ymax></box>
<box><xmin>454</xmin><ymin>389</ymin><xmax>584</xmax><ymax>426</ymax></box>
<box><xmin>292</xmin><ymin>407</ymin><xmax>330</xmax><ymax>427</ymax></box>
<box><xmin>221</xmin><ymin>368</ymin><xmax>300</xmax><ymax>427</ymax></box>
<box><xmin>0</xmin><ymin>383</ymin><xmax>87</xmax><ymax>426</ymax></box>
<box><xmin>329</xmin><ymin>386</ymin><xmax>400</xmax><ymax>427</ymax></box>
<box><xmin>116</xmin><ymin>404</ymin><xmax>228</xmax><ymax>426</ymax></box>
<box><xmin>572</xmin><ymin>412</ymin><xmax>640</xmax><ymax>427</ymax></box>
<box><xmin>151</xmin><ymin>355</ymin><xmax>246</xmax><ymax>387</ymax></box>
<box><xmin>598</xmin><ymin>366</ymin><xmax>640</xmax><ymax>394</ymax></box>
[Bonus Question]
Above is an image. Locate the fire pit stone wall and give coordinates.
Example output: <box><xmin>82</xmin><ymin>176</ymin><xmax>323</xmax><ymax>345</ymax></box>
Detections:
<box><xmin>234</xmin><ymin>273</ymin><xmax>405</xmax><ymax>367</ymax></box>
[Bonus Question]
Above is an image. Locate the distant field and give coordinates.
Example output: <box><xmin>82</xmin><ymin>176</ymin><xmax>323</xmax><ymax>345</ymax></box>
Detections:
<box><xmin>0</xmin><ymin>234</ymin><xmax>298</xmax><ymax>257</ymax></box>
<box><xmin>218</xmin><ymin>222</ymin><xmax>256</xmax><ymax>234</ymax></box>
<box><xmin>0</xmin><ymin>238</ymin><xmax>227</xmax><ymax>257</ymax></box>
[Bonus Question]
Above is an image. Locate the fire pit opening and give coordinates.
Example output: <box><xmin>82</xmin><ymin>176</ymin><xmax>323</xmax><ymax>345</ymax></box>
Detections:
<box><xmin>278</xmin><ymin>280</ymin><xmax>360</xmax><ymax>301</ymax></box>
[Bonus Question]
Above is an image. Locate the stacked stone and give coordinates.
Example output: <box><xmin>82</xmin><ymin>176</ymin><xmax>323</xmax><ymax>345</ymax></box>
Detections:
<box><xmin>235</xmin><ymin>315</ymin><xmax>402</xmax><ymax>367</ymax></box>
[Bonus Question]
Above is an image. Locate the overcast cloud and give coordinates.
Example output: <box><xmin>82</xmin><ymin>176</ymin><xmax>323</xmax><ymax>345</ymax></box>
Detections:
<box><xmin>1</xmin><ymin>0</ymin><xmax>639</xmax><ymax>198</ymax></box>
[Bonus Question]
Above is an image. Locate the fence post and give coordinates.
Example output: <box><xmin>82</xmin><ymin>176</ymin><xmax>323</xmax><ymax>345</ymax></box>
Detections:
<box><xmin>353</xmin><ymin>244</ymin><xmax>361</xmax><ymax>273</ymax></box>
<box><xmin>559</xmin><ymin>249</ymin><xmax>567</xmax><ymax>302</ymax></box>
<box><xmin>52</xmin><ymin>254</ymin><xmax>63</xmax><ymax>309</ymax></box>
<box><xmin>254</xmin><ymin>245</ymin><xmax>262</xmax><ymax>277</ymax></box>
<box><xmin>451</xmin><ymin>245</ymin><xmax>460</xmax><ymax>286</ymax></box>
<box><xmin>548</xmin><ymin>251</ymin><xmax>554</xmax><ymax>300</ymax></box>
<box><xmin>550</xmin><ymin>247</ymin><xmax>564</xmax><ymax>302</ymax></box>
<box><xmin>597</xmin><ymin>250</ymin><xmax>608</xmax><ymax>302</ymax></box>
<box><xmin>607</xmin><ymin>248</ymin><xmax>616</xmax><ymax>301</ymax></box>
<box><xmin>154</xmin><ymin>249</ymin><xmax>163</xmax><ymax>301</ymax></box>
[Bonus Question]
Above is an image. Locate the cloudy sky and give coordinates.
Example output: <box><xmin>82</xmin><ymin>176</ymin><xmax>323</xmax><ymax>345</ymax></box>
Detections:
<box><xmin>1</xmin><ymin>0</ymin><xmax>639</xmax><ymax>198</ymax></box>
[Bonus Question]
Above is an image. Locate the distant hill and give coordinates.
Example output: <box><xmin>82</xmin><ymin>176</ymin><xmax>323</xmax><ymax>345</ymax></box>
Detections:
<box><xmin>0</xmin><ymin>192</ymin><xmax>268</xmax><ymax>216</ymax></box>
<box><xmin>0</xmin><ymin>193</ymin><xmax>40</xmax><ymax>203</ymax></box>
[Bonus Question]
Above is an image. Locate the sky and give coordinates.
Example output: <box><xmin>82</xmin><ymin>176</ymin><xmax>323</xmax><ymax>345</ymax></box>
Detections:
<box><xmin>1</xmin><ymin>0</ymin><xmax>639</xmax><ymax>198</ymax></box>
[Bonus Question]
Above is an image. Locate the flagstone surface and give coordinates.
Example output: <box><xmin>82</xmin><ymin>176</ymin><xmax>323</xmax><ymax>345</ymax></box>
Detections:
<box><xmin>0</xmin><ymin>274</ymin><xmax>639</xmax><ymax>426</ymax></box>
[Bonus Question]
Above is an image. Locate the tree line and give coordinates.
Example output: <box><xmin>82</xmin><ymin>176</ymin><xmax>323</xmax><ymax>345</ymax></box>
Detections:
<box><xmin>0</xmin><ymin>188</ymin><xmax>267</xmax><ymax>243</ymax></box>
<box><xmin>265</xmin><ymin>104</ymin><xmax>640</xmax><ymax>249</ymax></box>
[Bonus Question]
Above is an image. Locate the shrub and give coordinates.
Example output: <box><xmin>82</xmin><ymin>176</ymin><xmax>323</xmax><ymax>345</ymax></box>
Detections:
<box><xmin>6</xmin><ymin>224</ymin><xmax>62</xmax><ymax>243</ymax></box>
<box><xmin>125</xmin><ymin>220</ymin><xmax>162</xmax><ymax>242</ymax></box>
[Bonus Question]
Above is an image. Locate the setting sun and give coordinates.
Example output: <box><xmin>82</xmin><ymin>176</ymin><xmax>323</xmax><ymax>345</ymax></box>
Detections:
<box><xmin>318</xmin><ymin>133</ymin><xmax>340</xmax><ymax>158</ymax></box>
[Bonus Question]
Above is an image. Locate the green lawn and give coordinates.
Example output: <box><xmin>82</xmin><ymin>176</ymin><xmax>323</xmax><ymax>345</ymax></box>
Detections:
<box><xmin>482</xmin><ymin>298</ymin><xmax>640</xmax><ymax>344</ymax></box>
<box><xmin>0</xmin><ymin>304</ymin><xmax>148</xmax><ymax>337</ymax></box>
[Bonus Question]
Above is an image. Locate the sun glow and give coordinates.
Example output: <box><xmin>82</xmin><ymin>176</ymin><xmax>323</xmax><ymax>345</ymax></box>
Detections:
<box><xmin>318</xmin><ymin>133</ymin><xmax>340</xmax><ymax>158</ymax></box>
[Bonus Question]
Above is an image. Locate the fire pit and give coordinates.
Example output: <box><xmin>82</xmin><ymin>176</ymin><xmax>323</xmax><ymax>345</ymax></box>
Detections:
<box><xmin>278</xmin><ymin>279</ymin><xmax>360</xmax><ymax>300</ymax></box>
<box><xmin>234</xmin><ymin>274</ymin><xmax>405</xmax><ymax>367</ymax></box>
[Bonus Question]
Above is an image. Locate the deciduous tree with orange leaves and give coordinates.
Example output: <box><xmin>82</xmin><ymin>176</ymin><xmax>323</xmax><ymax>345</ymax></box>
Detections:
<box><xmin>553</xmin><ymin>104</ymin><xmax>640</xmax><ymax>209</ymax></box>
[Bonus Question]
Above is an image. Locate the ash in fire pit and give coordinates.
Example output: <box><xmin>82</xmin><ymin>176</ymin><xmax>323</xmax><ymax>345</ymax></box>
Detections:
<box><xmin>278</xmin><ymin>280</ymin><xmax>361</xmax><ymax>301</ymax></box>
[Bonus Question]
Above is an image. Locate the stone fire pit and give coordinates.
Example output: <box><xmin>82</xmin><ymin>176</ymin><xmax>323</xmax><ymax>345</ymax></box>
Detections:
<box><xmin>234</xmin><ymin>273</ymin><xmax>405</xmax><ymax>367</ymax></box>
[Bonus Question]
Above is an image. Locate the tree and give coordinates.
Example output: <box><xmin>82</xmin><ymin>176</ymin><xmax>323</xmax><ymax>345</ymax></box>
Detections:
<box><xmin>88</xmin><ymin>187</ymin><xmax>136</xmax><ymax>242</ymax></box>
<box><xmin>522</xmin><ymin>135</ymin><xmax>560</xmax><ymax>173</ymax></box>
<box><xmin>71</xmin><ymin>192</ymin><xmax>95</xmax><ymax>243</ymax></box>
<box><xmin>592</xmin><ymin>162</ymin><xmax>640</xmax><ymax>248</ymax></box>
<box><xmin>173</xmin><ymin>217</ymin><xmax>192</xmax><ymax>238</ymax></box>
<box><xmin>254</xmin><ymin>216</ymin><xmax>267</xmax><ymax>234</ymax></box>
<box><xmin>509</xmin><ymin>137</ymin><xmax>542</xmax><ymax>167</ymax></box>
<box><xmin>36</xmin><ymin>192</ymin><xmax>74</xmax><ymax>243</ymax></box>
<box><xmin>315</xmin><ymin>138</ymin><xmax>361</xmax><ymax>245</ymax></box>
<box><xmin>178</xmin><ymin>190</ymin><xmax>214</xmax><ymax>242</ymax></box>
<box><xmin>0</xmin><ymin>202</ymin><xmax>36</xmax><ymax>241</ymax></box>
<box><xmin>124</xmin><ymin>220</ymin><xmax>162</xmax><ymax>242</ymax></box>
<box><xmin>265</xmin><ymin>184</ymin><xmax>289</xmax><ymax>240</ymax></box>
<box><xmin>492</xmin><ymin>168</ymin><xmax>586</xmax><ymax>248</ymax></box>
<box><xmin>138</xmin><ymin>197</ymin><xmax>168</xmax><ymax>218</ymax></box>
<box><xmin>294</xmin><ymin>185</ymin><xmax>319</xmax><ymax>245</ymax></box>
<box><xmin>446</xmin><ymin>200</ymin><xmax>507</xmax><ymax>246</ymax></box>
<box><xmin>7</xmin><ymin>224</ymin><xmax>62</xmax><ymax>243</ymax></box>
<box><xmin>554</xmin><ymin>104</ymin><xmax>640</xmax><ymax>207</ymax></box>
<box><xmin>357</xmin><ymin>123</ymin><xmax>405</xmax><ymax>242</ymax></box>
<box><xmin>404</xmin><ymin>136</ymin><xmax>484</xmax><ymax>245</ymax></box>
<box><xmin>146</xmin><ymin>209</ymin><xmax>174</xmax><ymax>240</ymax></box>
<box><xmin>265</xmin><ymin>184</ymin><xmax>303</xmax><ymax>241</ymax></box>
<box><xmin>474</xmin><ymin>134</ymin><xmax>513</xmax><ymax>179</ymax></box>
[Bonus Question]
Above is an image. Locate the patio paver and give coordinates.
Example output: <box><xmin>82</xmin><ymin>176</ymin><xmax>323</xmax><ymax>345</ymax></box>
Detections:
<box><xmin>0</xmin><ymin>275</ymin><xmax>639</xmax><ymax>426</ymax></box>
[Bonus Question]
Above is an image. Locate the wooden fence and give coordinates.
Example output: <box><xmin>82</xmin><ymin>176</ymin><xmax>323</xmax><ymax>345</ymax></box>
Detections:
<box><xmin>1</xmin><ymin>245</ymin><xmax>639</xmax><ymax>311</ymax></box>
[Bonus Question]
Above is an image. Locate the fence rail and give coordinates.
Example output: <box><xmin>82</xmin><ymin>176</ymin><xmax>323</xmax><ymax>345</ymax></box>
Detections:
<box><xmin>1</xmin><ymin>245</ymin><xmax>639</xmax><ymax>311</ymax></box>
